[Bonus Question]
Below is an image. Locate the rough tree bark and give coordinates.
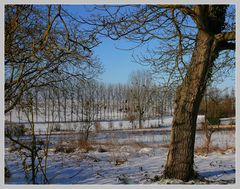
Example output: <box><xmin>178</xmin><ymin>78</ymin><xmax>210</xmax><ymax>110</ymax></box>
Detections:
<box><xmin>163</xmin><ymin>5</ymin><xmax>235</xmax><ymax>181</ymax></box>
<box><xmin>164</xmin><ymin>31</ymin><xmax>217</xmax><ymax>181</ymax></box>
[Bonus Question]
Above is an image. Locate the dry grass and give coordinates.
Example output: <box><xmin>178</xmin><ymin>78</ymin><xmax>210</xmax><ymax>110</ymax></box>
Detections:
<box><xmin>92</xmin><ymin>139</ymin><xmax>152</xmax><ymax>153</ymax></box>
<box><xmin>54</xmin><ymin>139</ymin><xmax>94</xmax><ymax>153</ymax></box>
<box><xmin>127</xmin><ymin>140</ymin><xmax>151</xmax><ymax>148</ymax></box>
<box><xmin>195</xmin><ymin>145</ymin><xmax>235</xmax><ymax>156</ymax></box>
<box><xmin>158</xmin><ymin>143</ymin><xmax>170</xmax><ymax>148</ymax></box>
<box><xmin>197</xmin><ymin>124</ymin><xmax>235</xmax><ymax>131</ymax></box>
<box><xmin>92</xmin><ymin>140</ymin><xmax>117</xmax><ymax>149</ymax></box>
<box><xmin>55</xmin><ymin>143</ymin><xmax>75</xmax><ymax>153</ymax></box>
<box><xmin>95</xmin><ymin>122</ymin><xmax>102</xmax><ymax>133</ymax></box>
<box><xmin>78</xmin><ymin>139</ymin><xmax>94</xmax><ymax>152</ymax></box>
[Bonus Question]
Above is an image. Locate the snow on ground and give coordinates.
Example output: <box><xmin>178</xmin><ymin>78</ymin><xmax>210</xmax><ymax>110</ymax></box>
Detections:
<box><xmin>5</xmin><ymin>127</ymin><xmax>235</xmax><ymax>184</ymax></box>
<box><xmin>5</xmin><ymin>145</ymin><xmax>235</xmax><ymax>184</ymax></box>
<box><xmin>6</xmin><ymin>115</ymin><xmax>206</xmax><ymax>133</ymax></box>
<box><xmin>194</xmin><ymin>152</ymin><xmax>235</xmax><ymax>184</ymax></box>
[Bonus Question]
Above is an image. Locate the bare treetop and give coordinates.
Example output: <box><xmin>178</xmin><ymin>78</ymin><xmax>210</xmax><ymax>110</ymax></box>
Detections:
<box><xmin>78</xmin><ymin>5</ymin><xmax>235</xmax><ymax>86</ymax></box>
<box><xmin>5</xmin><ymin>5</ymin><xmax>103</xmax><ymax>113</ymax></box>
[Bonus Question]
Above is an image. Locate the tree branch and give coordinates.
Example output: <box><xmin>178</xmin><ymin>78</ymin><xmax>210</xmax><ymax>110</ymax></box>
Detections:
<box><xmin>159</xmin><ymin>5</ymin><xmax>196</xmax><ymax>16</ymax></box>
<box><xmin>218</xmin><ymin>42</ymin><xmax>235</xmax><ymax>51</ymax></box>
<box><xmin>215</xmin><ymin>31</ymin><xmax>235</xmax><ymax>42</ymax></box>
<box><xmin>215</xmin><ymin>31</ymin><xmax>235</xmax><ymax>51</ymax></box>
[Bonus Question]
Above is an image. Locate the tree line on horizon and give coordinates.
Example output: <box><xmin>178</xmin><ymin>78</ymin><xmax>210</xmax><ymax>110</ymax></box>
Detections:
<box><xmin>6</xmin><ymin>71</ymin><xmax>174</xmax><ymax>127</ymax></box>
<box><xmin>6</xmin><ymin>72</ymin><xmax>235</xmax><ymax>128</ymax></box>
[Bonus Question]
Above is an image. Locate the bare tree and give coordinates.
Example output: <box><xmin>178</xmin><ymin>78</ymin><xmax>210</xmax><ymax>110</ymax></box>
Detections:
<box><xmin>77</xmin><ymin>81</ymin><xmax>102</xmax><ymax>141</ymax></box>
<box><xmin>80</xmin><ymin>5</ymin><xmax>235</xmax><ymax>181</ymax></box>
<box><xmin>127</xmin><ymin>70</ymin><xmax>154</xmax><ymax>129</ymax></box>
<box><xmin>5</xmin><ymin>91</ymin><xmax>51</xmax><ymax>184</ymax></box>
<box><xmin>5</xmin><ymin>5</ymin><xmax>102</xmax><ymax>113</ymax></box>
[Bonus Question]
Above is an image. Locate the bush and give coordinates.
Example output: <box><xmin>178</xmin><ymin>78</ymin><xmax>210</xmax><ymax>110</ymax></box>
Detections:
<box><xmin>207</xmin><ymin>117</ymin><xmax>220</xmax><ymax>125</ymax></box>
<box><xmin>108</xmin><ymin>122</ymin><xmax>113</xmax><ymax>130</ymax></box>
<box><xmin>119</xmin><ymin>122</ymin><xmax>123</xmax><ymax>129</ymax></box>
<box><xmin>95</xmin><ymin>122</ymin><xmax>101</xmax><ymax>133</ymax></box>
<box><xmin>127</xmin><ymin>114</ymin><xmax>136</xmax><ymax>123</ymax></box>
<box><xmin>53</xmin><ymin>124</ymin><xmax>61</xmax><ymax>131</ymax></box>
<box><xmin>229</xmin><ymin>120</ymin><xmax>235</xmax><ymax>125</ymax></box>
<box><xmin>55</xmin><ymin>143</ymin><xmax>75</xmax><ymax>153</ymax></box>
<box><xmin>9</xmin><ymin>143</ymin><xmax>20</xmax><ymax>152</ymax></box>
<box><xmin>5</xmin><ymin>166</ymin><xmax>11</xmax><ymax>178</ymax></box>
<box><xmin>5</xmin><ymin>123</ymin><xmax>26</xmax><ymax>137</ymax></box>
<box><xmin>78</xmin><ymin>139</ymin><xmax>93</xmax><ymax>152</ymax></box>
<box><xmin>97</xmin><ymin>145</ymin><xmax>108</xmax><ymax>153</ymax></box>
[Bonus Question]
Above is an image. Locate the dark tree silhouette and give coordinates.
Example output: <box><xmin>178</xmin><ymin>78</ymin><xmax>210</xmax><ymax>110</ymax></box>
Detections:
<box><xmin>5</xmin><ymin>5</ymin><xmax>102</xmax><ymax>113</ymax></box>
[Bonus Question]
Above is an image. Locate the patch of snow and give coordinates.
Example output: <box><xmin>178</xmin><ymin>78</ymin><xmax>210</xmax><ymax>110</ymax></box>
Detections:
<box><xmin>120</xmin><ymin>146</ymin><xmax>136</xmax><ymax>153</ymax></box>
<box><xmin>138</xmin><ymin>148</ymin><xmax>153</xmax><ymax>154</ymax></box>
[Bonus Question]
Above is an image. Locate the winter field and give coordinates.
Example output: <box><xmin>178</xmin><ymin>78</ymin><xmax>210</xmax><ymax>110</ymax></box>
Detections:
<box><xmin>4</xmin><ymin>115</ymin><xmax>235</xmax><ymax>185</ymax></box>
<box><xmin>4</xmin><ymin>3</ymin><xmax>236</xmax><ymax>186</ymax></box>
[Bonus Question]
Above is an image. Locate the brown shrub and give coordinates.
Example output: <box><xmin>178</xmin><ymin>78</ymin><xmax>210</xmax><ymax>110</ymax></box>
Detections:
<box><xmin>54</xmin><ymin>139</ymin><xmax>95</xmax><ymax>153</ymax></box>
<box><xmin>95</xmin><ymin>122</ymin><xmax>101</xmax><ymax>133</ymax></box>
<box><xmin>159</xmin><ymin>143</ymin><xmax>170</xmax><ymax>148</ymax></box>
<box><xmin>78</xmin><ymin>139</ymin><xmax>94</xmax><ymax>152</ymax></box>
<box><xmin>55</xmin><ymin>144</ymin><xmax>75</xmax><ymax>153</ymax></box>
<box><xmin>132</xmin><ymin>141</ymin><xmax>149</xmax><ymax>148</ymax></box>
<box><xmin>108</xmin><ymin>122</ymin><xmax>114</xmax><ymax>130</ymax></box>
<box><xmin>195</xmin><ymin>145</ymin><xmax>235</xmax><ymax>156</ymax></box>
<box><xmin>115</xmin><ymin>158</ymin><xmax>127</xmax><ymax>166</ymax></box>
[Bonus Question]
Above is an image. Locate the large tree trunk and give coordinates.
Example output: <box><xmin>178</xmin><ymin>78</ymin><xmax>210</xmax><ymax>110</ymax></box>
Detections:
<box><xmin>163</xmin><ymin>30</ymin><xmax>219</xmax><ymax>181</ymax></box>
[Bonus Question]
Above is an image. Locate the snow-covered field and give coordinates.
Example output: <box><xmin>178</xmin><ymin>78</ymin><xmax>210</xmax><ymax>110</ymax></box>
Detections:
<box><xmin>5</xmin><ymin>125</ymin><xmax>235</xmax><ymax>185</ymax></box>
<box><xmin>5</xmin><ymin>146</ymin><xmax>235</xmax><ymax>184</ymax></box>
<box><xmin>5</xmin><ymin>115</ymin><xmax>206</xmax><ymax>133</ymax></box>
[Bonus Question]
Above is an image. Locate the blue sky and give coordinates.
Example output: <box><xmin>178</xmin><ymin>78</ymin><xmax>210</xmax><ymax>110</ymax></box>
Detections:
<box><xmin>94</xmin><ymin>38</ymin><xmax>235</xmax><ymax>89</ymax></box>
<box><xmin>94</xmin><ymin>39</ymin><xmax>151</xmax><ymax>84</ymax></box>
<box><xmin>64</xmin><ymin>5</ymin><xmax>235</xmax><ymax>89</ymax></box>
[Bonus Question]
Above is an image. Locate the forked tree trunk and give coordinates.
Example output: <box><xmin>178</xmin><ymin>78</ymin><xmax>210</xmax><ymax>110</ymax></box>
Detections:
<box><xmin>164</xmin><ymin>30</ymin><xmax>219</xmax><ymax>181</ymax></box>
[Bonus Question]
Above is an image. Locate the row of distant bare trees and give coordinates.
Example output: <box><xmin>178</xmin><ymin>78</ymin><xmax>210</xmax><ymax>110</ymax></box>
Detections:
<box><xmin>7</xmin><ymin>70</ymin><xmax>174</xmax><ymax>127</ymax></box>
